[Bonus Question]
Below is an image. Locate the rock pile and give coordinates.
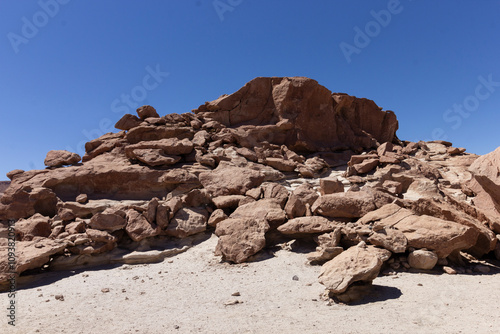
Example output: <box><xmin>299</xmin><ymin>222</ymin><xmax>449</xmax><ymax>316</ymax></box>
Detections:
<box><xmin>1</xmin><ymin>77</ymin><xmax>499</xmax><ymax>301</ymax></box>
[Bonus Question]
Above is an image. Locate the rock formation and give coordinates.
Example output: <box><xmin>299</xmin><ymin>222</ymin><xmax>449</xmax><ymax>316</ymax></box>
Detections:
<box><xmin>1</xmin><ymin>77</ymin><xmax>499</xmax><ymax>302</ymax></box>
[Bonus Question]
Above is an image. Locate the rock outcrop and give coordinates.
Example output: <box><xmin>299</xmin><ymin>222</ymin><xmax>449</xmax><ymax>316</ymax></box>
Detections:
<box><xmin>0</xmin><ymin>77</ymin><xmax>499</xmax><ymax>302</ymax></box>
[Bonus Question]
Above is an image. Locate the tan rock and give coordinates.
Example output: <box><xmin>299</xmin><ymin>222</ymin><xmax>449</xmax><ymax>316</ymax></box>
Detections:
<box><xmin>212</xmin><ymin>195</ymin><xmax>246</xmax><ymax>210</ymax></box>
<box><xmin>367</xmin><ymin>228</ymin><xmax>407</xmax><ymax>253</ymax></box>
<box><xmin>319</xmin><ymin>177</ymin><xmax>344</xmax><ymax>195</ymax></box>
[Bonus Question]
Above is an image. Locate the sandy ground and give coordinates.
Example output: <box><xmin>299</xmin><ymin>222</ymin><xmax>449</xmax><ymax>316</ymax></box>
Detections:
<box><xmin>2</xmin><ymin>233</ymin><xmax>499</xmax><ymax>334</ymax></box>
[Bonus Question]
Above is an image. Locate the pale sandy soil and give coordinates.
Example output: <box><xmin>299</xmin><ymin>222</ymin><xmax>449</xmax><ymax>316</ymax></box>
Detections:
<box><xmin>2</xmin><ymin>234</ymin><xmax>499</xmax><ymax>334</ymax></box>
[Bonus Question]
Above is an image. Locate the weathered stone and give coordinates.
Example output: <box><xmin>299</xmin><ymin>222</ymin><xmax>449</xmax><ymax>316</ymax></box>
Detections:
<box><xmin>125</xmin><ymin>209</ymin><xmax>159</xmax><ymax>242</ymax></box>
<box><xmin>136</xmin><ymin>105</ymin><xmax>159</xmax><ymax>120</ymax></box>
<box><xmin>318</xmin><ymin>242</ymin><xmax>384</xmax><ymax>294</ymax></box>
<box><xmin>278</xmin><ymin>216</ymin><xmax>339</xmax><ymax>235</ymax></box>
<box><xmin>89</xmin><ymin>208</ymin><xmax>127</xmax><ymax>232</ymax></box>
<box><xmin>199</xmin><ymin>162</ymin><xmax>265</xmax><ymax>196</ymax></box>
<box><xmin>208</xmin><ymin>209</ymin><xmax>228</xmax><ymax>227</ymax></box>
<box><xmin>15</xmin><ymin>214</ymin><xmax>51</xmax><ymax>240</ymax></box>
<box><xmin>115</xmin><ymin>114</ymin><xmax>142</xmax><ymax>130</ymax></box>
<box><xmin>212</xmin><ymin>195</ymin><xmax>246</xmax><ymax>210</ymax></box>
<box><xmin>44</xmin><ymin>150</ymin><xmax>81</xmax><ymax>167</ymax></box>
<box><xmin>319</xmin><ymin>177</ymin><xmax>344</xmax><ymax>195</ymax></box>
<box><xmin>215</xmin><ymin>218</ymin><xmax>269</xmax><ymax>263</ymax></box>
<box><xmin>165</xmin><ymin>207</ymin><xmax>208</xmax><ymax>238</ymax></box>
<box><xmin>408</xmin><ymin>249</ymin><xmax>438</xmax><ymax>270</ymax></box>
<box><xmin>284</xmin><ymin>183</ymin><xmax>319</xmax><ymax>219</ymax></box>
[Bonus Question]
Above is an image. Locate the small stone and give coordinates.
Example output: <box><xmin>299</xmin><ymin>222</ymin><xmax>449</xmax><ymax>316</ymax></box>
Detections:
<box><xmin>231</xmin><ymin>292</ymin><xmax>241</xmax><ymax>296</ymax></box>
<box><xmin>101</xmin><ymin>288</ymin><xmax>110</xmax><ymax>293</ymax></box>
<box><xmin>224</xmin><ymin>300</ymin><xmax>242</xmax><ymax>306</ymax></box>
<box><xmin>292</xmin><ymin>275</ymin><xmax>299</xmax><ymax>281</ymax></box>
<box><xmin>55</xmin><ymin>295</ymin><xmax>64</xmax><ymax>301</ymax></box>
<box><xmin>174</xmin><ymin>325</ymin><xmax>180</xmax><ymax>330</ymax></box>
<box><xmin>474</xmin><ymin>265</ymin><xmax>490</xmax><ymax>274</ymax></box>
<box><xmin>443</xmin><ymin>266</ymin><xmax>457</xmax><ymax>275</ymax></box>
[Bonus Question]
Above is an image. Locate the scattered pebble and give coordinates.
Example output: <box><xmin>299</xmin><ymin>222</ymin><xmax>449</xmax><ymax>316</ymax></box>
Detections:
<box><xmin>55</xmin><ymin>295</ymin><xmax>64</xmax><ymax>301</ymax></box>
<box><xmin>224</xmin><ymin>300</ymin><xmax>242</xmax><ymax>306</ymax></box>
<box><xmin>443</xmin><ymin>266</ymin><xmax>457</xmax><ymax>275</ymax></box>
<box><xmin>101</xmin><ymin>288</ymin><xmax>110</xmax><ymax>293</ymax></box>
<box><xmin>231</xmin><ymin>292</ymin><xmax>241</xmax><ymax>296</ymax></box>
<box><xmin>292</xmin><ymin>275</ymin><xmax>299</xmax><ymax>281</ymax></box>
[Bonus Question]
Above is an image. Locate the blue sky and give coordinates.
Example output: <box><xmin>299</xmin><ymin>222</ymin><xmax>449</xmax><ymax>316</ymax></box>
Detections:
<box><xmin>1</xmin><ymin>0</ymin><xmax>499</xmax><ymax>180</ymax></box>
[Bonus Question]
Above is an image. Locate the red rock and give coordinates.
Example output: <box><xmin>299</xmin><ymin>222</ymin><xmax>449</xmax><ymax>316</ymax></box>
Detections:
<box><xmin>215</xmin><ymin>218</ymin><xmax>269</xmax><ymax>263</ymax></box>
<box><xmin>212</xmin><ymin>195</ymin><xmax>246</xmax><ymax>210</ymax></box>
<box><xmin>208</xmin><ymin>209</ymin><xmax>228</xmax><ymax>227</ymax></box>
<box><xmin>277</xmin><ymin>216</ymin><xmax>339</xmax><ymax>235</ymax></box>
<box><xmin>136</xmin><ymin>105</ymin><xmax>159</xmax><ymax>120</ymax></box>
<box><xmin>320</xmin><ymin>177</ymin><xmax>344</xmax><ymax>195</ymax></box>
<box><xmin>194</xmin><ymin>77</ymin><xmax>398</xmax><ymax>152</ymax></box>
<box><xmin>265</xmin><ymin>157</ymin><xmax>297</xmax><ymax>172</ymax></box>
<box><xmin>199</xmin><ymin>162</ymin><xmax>265</xmax><ymax>197</ymax></box>
<box><xmin>319</xmin><ymin>242</ymin><xmax>385</xmax><ymax>295</ymax></box>
<box><xmin>115</xmin><ymin>114</ymin><xmax>142</xmax><ymax>130</ymax></box>
<box><xmin>89</xmin><ymin>208</ymin><xmax>127</xmax><ymax>232</ymax></box>
<box><xmin>312</xmin><ymin>189</ymin><xmax>392</xmax><ymax>218</ymax></box>
<box><xmin>15</xmin><ymin>214</ymin><xmax>52</xmax><ymax>240</ymax></box>
<box><xmin>261</xmin><ymin>182</ymin><xmax>289</xmax><ymax>208</ymax></box>
<box><xmin>284</xmin><ymin>183</ymin><xmax>319</xmax><ymax>219</ymax></box>
<box><xmin>128</xmin><ymin>149</ymin><xmax>181</xmax><ymax>166</ymax></box>
<box><xmin>44</xmin><ymin>150</ymin><xmax>81</xmax><ymax>167</ymax></box>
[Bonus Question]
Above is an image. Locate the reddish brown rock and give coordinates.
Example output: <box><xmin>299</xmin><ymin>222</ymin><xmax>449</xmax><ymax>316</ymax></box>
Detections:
<box><xmin>319</xmin><ymin>242</ymin><xmax>386</xmax><ymax>295</ymax></box>
<box><xmin>115</xmin><ymin>114</ymin><xmax>142</xmax><ymax>130</ymax></box>
<box><xmin>89</xmin><ymin>208</ymin><xmax>127</xmax><ymax>232</ymax></box>
<box><xmin>165</xmin><ymin>207</ymin><xmax>208</xmax><ymax>238</ymax></box>
<box><xmin>265</xmin><ymin>157</ymin><xmax>297</xmax><ymax>172</ymax></box>
<box><xmin>468</xmin><ymin>146</ymin><xmax>500</xmax><ymax>232</ymax></box>
<box><xmin>44</xmin><ymin>150</ymin><xmax>81</xmax><ymax>168</ymax></box>
<box><xmin>230</xmin><ymin>199</ymin><xmax>286</xmax><ymax>228</ymax></box>
<box><xmin>136</xmin><ymin>105</ymin><xmax>159</xmax><ymax>120</ymax></box>
<box><xmin>15</xmin><ymin>214</ymin><xmax>51</xmax><ymax>240</ymax></box>
<box><xmin>284</xmin><ymin>183</ymin><xmax>319</xmax><ymax>219</ymax></box>
<box><xmin>208</xmin><ymin>209</ymin><xmax>228</xmax><ymax>227</ymax></box>
<box><xmin>311</xmin><ymin>189</ymin><xmax>392</xmax><ymax>219</ymax></box>
<box><xmin>215</xmin><ymin>218</ymin><xmax>269</xmax><ymax>263</ymax></box>
<box><xmin>194</xmin><ymin>77</ymin><xmax>398</xmax><ymax>152</ymax></box>
<box><xmin>199</xmin><ymin>162</ymin><xmax>265</xmax><ymax>197</ymax></box>
<box><xmin>319</xmin><ymin>177</ymin><xmax>344</xmax><ymax>195</ymax></box>
<box><xmin>212</xmin><ymin>195</ymin><xmax>246</xmax><ymax>210</ymax></box>
<box><xmin>125</xmin><ymin>209</ymin><xmax>159</xmax><ymax>242</ymax></box>
<box><xmin>261</xmin><ymin>182</ymin><xmax>289</xmax><ymax>208</ymax></box>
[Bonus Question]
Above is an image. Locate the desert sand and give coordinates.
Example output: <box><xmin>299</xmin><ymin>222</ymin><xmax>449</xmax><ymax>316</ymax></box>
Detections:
<box><xmin>2</xmin><ymin>233</ymin><xmax>499</xmax><ymax>334</ymax></box>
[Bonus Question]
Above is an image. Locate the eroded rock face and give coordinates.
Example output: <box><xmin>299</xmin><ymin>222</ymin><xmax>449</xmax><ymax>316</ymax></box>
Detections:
<box><xmin>194</xmin><ymin>77</ymin><xmax>398</xmax><ymax>152</ymax></box>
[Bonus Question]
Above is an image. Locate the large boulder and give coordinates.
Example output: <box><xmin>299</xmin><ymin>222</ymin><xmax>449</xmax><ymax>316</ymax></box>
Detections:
<box><xmin>165</xmin><ymin>207</ymin><xmax>208</xmax><ymax>238</ymax></box>
<box><xmin>318</xmin><ymin>242</ymin><xmax>388</xmax><ymax>295</ymax></box>
<box><xmin>199</xmin><ymin>162</ymin><xmax>265</xmax><ymax>197</ymax></box>
<box><xmin>215</xmin><ymin>218</ymin><xmax>270</xmax><ymax>263</ymax></box>
<box><xmin>311</xmin><ymin>189</ymin><xmax>393</xmax><ymax>218</ymax></box>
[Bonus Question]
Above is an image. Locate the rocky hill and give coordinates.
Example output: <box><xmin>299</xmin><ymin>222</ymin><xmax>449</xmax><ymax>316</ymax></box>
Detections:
<box><xmin>1</xmin><ymin>77</ymin><xmax>499</xmax><ymax>302</ymax></box>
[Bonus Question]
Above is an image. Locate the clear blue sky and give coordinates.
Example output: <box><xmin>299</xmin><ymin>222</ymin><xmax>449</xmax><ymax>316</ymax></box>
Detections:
<box><xmin>1</xmin><ymin>0</ymin><xmax>499</xmax><ymax>180</ymax></box>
